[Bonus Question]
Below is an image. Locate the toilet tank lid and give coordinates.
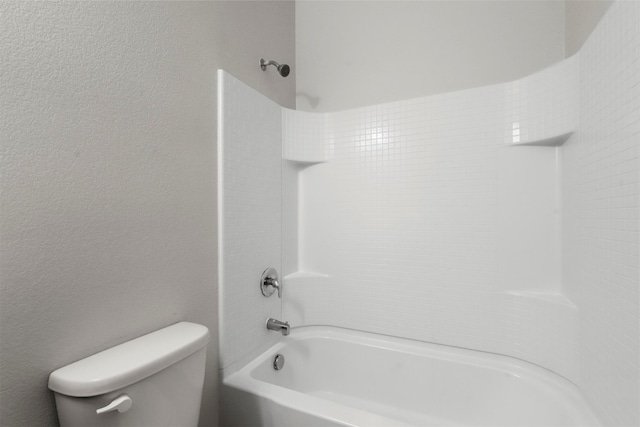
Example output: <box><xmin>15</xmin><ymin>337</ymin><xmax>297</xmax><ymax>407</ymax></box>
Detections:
<box><xmin>48</xmin><ymin>322</ymin><xmax>210</xmax><ymax>397</ymax></box>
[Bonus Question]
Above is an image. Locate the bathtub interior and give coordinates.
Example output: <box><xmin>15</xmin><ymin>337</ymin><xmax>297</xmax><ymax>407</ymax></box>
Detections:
<box><xmin>223</xmin><ymin>327</ymin><xmax>602</xmax><ymax>427</ymax></box>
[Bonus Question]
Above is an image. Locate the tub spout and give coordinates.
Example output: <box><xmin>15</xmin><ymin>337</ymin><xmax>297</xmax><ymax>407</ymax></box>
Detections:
<box><xmin>266</xmin><ymin>318</ymin><xmax>290</xmax><ymax>336</ymax></box>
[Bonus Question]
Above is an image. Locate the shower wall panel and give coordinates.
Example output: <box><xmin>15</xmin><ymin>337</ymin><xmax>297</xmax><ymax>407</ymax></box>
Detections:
<box><xmin>218</xmin><ymin>71</ymin><xmax>282</xmax><ymax>371</ymax></box>
<box><xmin>563</xmin><ymin>1</ymin><xmax>640</xmax><ymax>425</ymax></box>
<box><xmin>283</xmin><ymin>59</ymin><xmax>581</xmax><ymax>382</ymax></box>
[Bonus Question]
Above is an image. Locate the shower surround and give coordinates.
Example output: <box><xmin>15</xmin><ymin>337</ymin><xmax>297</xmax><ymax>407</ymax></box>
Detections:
<box><xmin>219</xmin><ymin>1</ymin><xmax>638</xmax><ymax>425</ymax></box>
<box><xmin>283</xmin><ymin>55</ymin><xmax>579</xmax><ymax>382</ymax></box>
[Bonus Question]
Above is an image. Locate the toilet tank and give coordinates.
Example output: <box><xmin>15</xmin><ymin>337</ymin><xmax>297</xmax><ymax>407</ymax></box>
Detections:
<box><xmin>48</xmin><ymin>322</ymin><xmax>210</xmax><ymax>427</ymax></box>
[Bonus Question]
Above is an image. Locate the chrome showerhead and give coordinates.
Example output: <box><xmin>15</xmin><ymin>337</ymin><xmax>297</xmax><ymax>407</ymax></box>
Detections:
<box><xmin>260</xmin><ymin>59</ymin><xmax>290</xmax><ymax>77</ymax></box>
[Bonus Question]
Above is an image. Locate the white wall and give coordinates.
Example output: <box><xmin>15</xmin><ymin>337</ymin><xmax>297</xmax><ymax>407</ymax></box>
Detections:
<box><xmin>296</xmin><ymin>0</ymin><xmax>565</xmax><ymax>112</ymax></box>
<box><xmin>0</xmin><ymin>2</ymin><xmax>294</xmax><ymax>426</ymax></box>
<box><xmin>565</xmin><ymin>0</ymin><xmax>613</xmax><ymax>56</ymax></box>
<box><xmin>563</xmin><ymin>1</ymin><xmax>639</xmax><ymax>424</ymax></box>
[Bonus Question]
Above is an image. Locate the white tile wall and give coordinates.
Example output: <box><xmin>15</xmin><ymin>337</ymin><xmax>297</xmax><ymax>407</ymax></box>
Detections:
<box><xmin>283</xmin><ymin>108</ymin><xmax>333</xmax><ymax>162</ymax></box>
<box><xmin>503</xmin><ymin>55</ymin><xmax>579</xmax><ymax>145</ymax></box>
<box><xmin>285</xmin><ymin>72</ymin><xmax>579</xmax><ymax>381</ymax></box>
<box><xmin>218</xmin><ymin>70</ymin><xmax>282</xmax><ymax>371</ymax></box>
<box><xmin>563</xmin><ymin>1</ymin><xmax>640</xmax><ymax>425</ymax></box>
<box><xmin>502</xmin><ymin>291</ymin><xmax>580</xmax><ymax>381</ymax></box>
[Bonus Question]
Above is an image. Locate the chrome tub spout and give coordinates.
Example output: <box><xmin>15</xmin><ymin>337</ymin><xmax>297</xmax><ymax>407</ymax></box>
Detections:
<box><xmin>266</xmin><ymin>318</ymin><xmax>290</xmax><ymax>336</ymax></box>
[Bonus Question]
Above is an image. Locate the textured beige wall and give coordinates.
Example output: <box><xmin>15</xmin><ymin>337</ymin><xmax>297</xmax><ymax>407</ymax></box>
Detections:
<box><xmin>0</xmin><ymin>2</ymin><xmax>294</xmax><ymax>426</ymax></box>
<box><xmin>565</xmin><ymin>0</ymin><xmax>614</xmax><ymax>57</ymax></box>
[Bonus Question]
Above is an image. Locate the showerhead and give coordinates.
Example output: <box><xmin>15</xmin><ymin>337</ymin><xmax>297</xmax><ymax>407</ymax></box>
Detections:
<box><xmin>260</xmin><ymin>59</ymin><xmax>290</xmax><ymax>78</ymax></box>
<box><xmin>277</xmin><ymin>63</ymin><xmax>290</xmax><ymax>77</ymax></box>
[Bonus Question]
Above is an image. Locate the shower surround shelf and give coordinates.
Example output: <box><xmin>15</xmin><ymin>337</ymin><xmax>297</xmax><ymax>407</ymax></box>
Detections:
<box><xmin>504</xmin><ymin>290</ymin><xmax>578</xmax><ymax>308</ymax></box>
<box><xmin>283</xmin><ymin>158</ymin><xmax>328</xmax><ymax>168</ymax></box>
<box><xmin>509</xmin><ymin>131</ymin><xmax>574</xmax><ymax>147</ymax></box>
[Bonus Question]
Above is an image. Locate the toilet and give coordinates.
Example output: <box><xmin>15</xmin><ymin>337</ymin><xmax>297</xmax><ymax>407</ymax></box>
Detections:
<box><xmin>48</xmin><ymin>322</ymin><xmax>209</xmax><ymax>427</ymax></box>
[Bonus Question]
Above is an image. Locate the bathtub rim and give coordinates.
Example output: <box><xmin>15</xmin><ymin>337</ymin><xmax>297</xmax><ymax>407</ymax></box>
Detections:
<box><xmin>222</xmin><ymin>326</ymin><xmax>603</xmax><ymax>426</ymax></box>
<box><xmin>224</xmin><ymin>325</ymin><xmax>573</xmax><ymax>387</ymax></box>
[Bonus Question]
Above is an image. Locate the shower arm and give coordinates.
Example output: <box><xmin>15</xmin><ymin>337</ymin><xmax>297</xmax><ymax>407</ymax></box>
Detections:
<box><xmin>260</xmin><ymin>59</ymin><xmax>278</xmax><ymax>70</ymax></box>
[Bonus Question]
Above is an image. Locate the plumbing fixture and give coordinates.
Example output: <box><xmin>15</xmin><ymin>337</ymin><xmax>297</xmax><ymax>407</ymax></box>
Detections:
<box><xmin>260</xmin><ymin>59</ymin><xmax>290</xmax><ymax>77</ymax></box>
<box><xmin>273</xmin><ymin>354</ymin><xmax>285</xmax><ymax>371</ymax></box>
<box><xmin>266</xmin><ymin>318</ymin><xmax>290</xmax><ymax>336</ymax></box>
<box><xmin>260</xmin><ymin>267</ymin><xmax>281</xmax><ymax>298</ymax></box>
<box><xmin>48</xmin><ymin>322</ymin><xmax>209</xmax><ymax>426</ymax></box>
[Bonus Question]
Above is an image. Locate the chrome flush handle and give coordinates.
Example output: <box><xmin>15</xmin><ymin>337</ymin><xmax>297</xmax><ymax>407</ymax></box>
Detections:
<box><xmin>260</xmin><ymin>267</ymin><xmax>281</xmax><ymax>298</ymax></box>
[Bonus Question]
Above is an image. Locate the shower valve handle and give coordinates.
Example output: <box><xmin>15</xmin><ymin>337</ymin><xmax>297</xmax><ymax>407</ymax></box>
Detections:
<box><xmin>260</xmin><ymin>267</ymin><xmax>281</xmax><ymax>298</ymax></box>
<box><xmin>265</xmin><ymin>277</ymin><xmax>281</xmax><ymax>298</ymax></box>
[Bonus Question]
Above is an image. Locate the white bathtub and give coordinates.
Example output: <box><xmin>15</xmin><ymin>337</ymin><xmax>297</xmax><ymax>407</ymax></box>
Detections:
<box><xmin>221</xmin><ymin>327</ymin><xmax>601</xmax><ymax>427</ymax></box>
